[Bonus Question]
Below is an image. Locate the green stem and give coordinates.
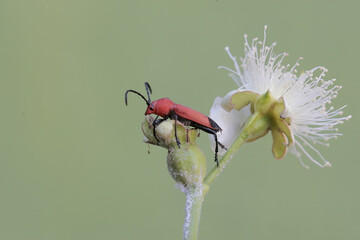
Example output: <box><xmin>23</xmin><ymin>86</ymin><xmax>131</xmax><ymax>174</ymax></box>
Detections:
<box><xmin>183</xmin><ymin>184</ymin><xmax>205</xmax><ymax>240</ymax></box>
<box><xmin>183</xmin><ymin>112</ymin><xmax>264</xmax><ymax>239</ymax></box>
<box><xmin>204</xmin><ymin>112</ymin><xmax>263</xmax><ymax>186</ymax></box>
<box><xmin>204</xmin><ymin>129</ymin><xmax>249</xmax><ymax>186</ymax></box>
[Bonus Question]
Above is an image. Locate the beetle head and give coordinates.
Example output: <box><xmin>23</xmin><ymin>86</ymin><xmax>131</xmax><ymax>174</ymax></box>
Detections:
<box><xmin>145</xmin><ymin>98</ymin><xmax>174</xmax><ymax>117</ymax></box>
<box><xmin>145</xmin><ymin>102</ymin><xmax>156</xmax><ymax>115</ymax></box>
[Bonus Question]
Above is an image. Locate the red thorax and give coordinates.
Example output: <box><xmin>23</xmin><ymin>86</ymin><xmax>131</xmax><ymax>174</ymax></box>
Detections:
<box><xmin>145</xmin><ymin>98</ymin><xmax>175</xmax><ymax>117</ymax></box>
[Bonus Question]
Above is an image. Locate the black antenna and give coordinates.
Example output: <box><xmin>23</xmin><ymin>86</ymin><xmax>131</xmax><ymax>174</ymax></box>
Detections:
<box><xmin>125</xmin><ymin>90</ymin><xmax>149</xmax><ymax>106</ymax></box>
<box><xmin>145</xmin><ymin>82</ymin><xmax>152</xmax><ymax>102</ymax></box>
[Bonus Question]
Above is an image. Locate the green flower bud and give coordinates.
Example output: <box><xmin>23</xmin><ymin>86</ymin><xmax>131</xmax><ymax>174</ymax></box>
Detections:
<box><xmin>142</xmin><ymin>116</ymin><xmax>207</xmax><ymax>187</ymax></box>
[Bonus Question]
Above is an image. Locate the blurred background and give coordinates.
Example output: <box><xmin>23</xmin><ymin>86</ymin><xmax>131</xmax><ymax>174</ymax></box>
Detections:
<box><xmin>1</xmin><ymin>0</ymin><xmax>359</xmax><ymax>239</ymax></box>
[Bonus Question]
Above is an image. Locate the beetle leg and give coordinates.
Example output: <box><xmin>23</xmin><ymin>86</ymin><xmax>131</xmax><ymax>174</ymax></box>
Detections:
<box><xmin>213</xmin><ymin>133</ymin><xmax>219</xmax><ymax>167</ymax></box>
<box><xmin>152</xmin><ymin>115</ymin><xmax>159</xmax><ymax>143</ymax></box>
<box><xmin>174</xmin><ymin>115</ymin><xmax>181</xmax><ymax>148</ymax></box>
<box><xmin>152</xmin><ymin>115</ymin><xmax>165</xmax><ymax>144</ymax></box>
<box><xmin>217</xmin><ymin>141</ymin><xmax>227</xmax><ymax>150</ymax></box>
<box><xmin>202</xmin><ymin>130</ymin><xmax>221</xmax><ymax>167</ymax></box>
<box><xmin>209</xmin><ymin>132</ymin><xmax>228</xmax><ymax>167</ymax></box>
<box><xmin>187</xmin><ymin>123</ymin><xmax>227</xmax><ymax>167</ymax></box>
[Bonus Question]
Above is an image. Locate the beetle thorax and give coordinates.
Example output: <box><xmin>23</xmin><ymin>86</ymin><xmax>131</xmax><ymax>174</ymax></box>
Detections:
<box><xmin>145</xmin><ymin>98</ymin><xmax>174</xmax><ymax>117</ymax></box>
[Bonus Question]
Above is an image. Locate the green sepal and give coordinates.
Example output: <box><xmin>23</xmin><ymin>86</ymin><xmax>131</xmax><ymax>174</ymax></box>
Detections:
<box><xmin>245</xmin><ymin>112</ymin><xmax>271</xmax><ymax>142</ymax></box>
<box><xmin>230</xmin><ymin>91</ymin><xmax>259</xmax><ymax>111</ymax></box>
<box><xmin>283</xmin><ymin>117</ymin><xmax>291</xmax><ymax>125</ymax></box>
<box><xmin>270</xmin><ymin>97</ymin><xmax>293</xmax><ymax>145</ymax></box>
<box><xmin>274</xmin><ymin>118</ymin><xmax>293</xmax><ymax>145</ymax></box>
<box><xmin>254</xmin><ymin>90</ymin><xmax>274</xmax><ymax>114</ymax></box>
<box><xmin>272</xmin><ymin>97</ymin><xmax>285</xmax><ymax>117</ymax></box>
<box><xmin>246</xmin><ymin>129</ymin><xmax>269</xmax><ymax>142</ymax></box>
<box><xmin>271</xmin><ymin>128</ymin><xmax>287</xmax><ymax>159</ymax></box>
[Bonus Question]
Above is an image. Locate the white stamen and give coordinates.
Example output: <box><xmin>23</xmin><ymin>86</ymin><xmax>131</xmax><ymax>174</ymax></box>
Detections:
<box><xmin>212</xmin><ymin>26</ymin><xmax>350</xmax><ymax>168</ymax></box>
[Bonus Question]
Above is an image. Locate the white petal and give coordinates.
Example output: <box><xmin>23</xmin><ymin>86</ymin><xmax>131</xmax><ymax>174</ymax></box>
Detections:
<box><xmin>208</xmin><ymin>96</ymin><xmax>251</xmax><ymax>155</ymax></box>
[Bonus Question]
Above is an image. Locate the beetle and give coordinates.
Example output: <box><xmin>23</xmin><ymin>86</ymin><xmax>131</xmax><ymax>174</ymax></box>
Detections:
<box><xmin>125</xmin><ymin>82</ymin><xmax>226</xmax><ymax>167</ymax></box>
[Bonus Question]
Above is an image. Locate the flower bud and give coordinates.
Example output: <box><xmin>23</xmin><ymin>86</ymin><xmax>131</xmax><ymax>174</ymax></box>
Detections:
<box><xmin>142</xmin><ymin>116</ymin><xmax>207</xmax><ymax>187</ymax></box>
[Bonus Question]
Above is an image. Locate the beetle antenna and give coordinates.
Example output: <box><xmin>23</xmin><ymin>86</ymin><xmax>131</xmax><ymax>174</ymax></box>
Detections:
<box><xmin>125</xmin><ymin>90</ymin><xmax>149</xmax><ymax>106</ymax></box>
<box><xmin>145</xmin><ymin>82</ymin><xmax>152</xmax><ymax>102</ymax></box>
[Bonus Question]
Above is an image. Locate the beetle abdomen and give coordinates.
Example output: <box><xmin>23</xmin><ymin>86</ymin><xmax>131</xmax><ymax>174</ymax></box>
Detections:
<box><xmin>172</xmin><ymin>104</ymin><xmax>220</xmax><ymax>132</ymax></box>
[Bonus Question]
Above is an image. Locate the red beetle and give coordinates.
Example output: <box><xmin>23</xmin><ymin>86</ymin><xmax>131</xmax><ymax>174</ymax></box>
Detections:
<box><xmin>125</xmin><ymin>82</ymin><xmax>226</xmax><ymax>167</ymax></box>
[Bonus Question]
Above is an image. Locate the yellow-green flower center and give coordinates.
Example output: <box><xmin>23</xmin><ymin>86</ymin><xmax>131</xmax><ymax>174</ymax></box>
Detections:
<box><xmin>229</xmin><ymin>90</ymin><xmax>294</xmax><ymax>159</ymax></box>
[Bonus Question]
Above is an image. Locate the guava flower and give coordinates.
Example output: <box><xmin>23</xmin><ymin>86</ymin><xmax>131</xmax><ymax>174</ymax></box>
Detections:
<box><xmin>210</xmin><ymin>26</ymin><xmax>351</xmax><ymax>168</ymax></box>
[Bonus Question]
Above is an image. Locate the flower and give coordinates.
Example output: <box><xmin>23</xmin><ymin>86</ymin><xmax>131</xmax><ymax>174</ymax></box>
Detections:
<box><xmin>210</xmin><ymin>26</ymin><xmax>351</xmax><ymax>168</ymax></box>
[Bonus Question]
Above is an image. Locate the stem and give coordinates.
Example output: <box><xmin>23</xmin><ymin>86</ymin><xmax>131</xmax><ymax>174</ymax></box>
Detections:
<box><xmin>182</xmin><ymin>128</ymin><xmax>249</xmax><ymax>240</ymax></box>
<box><xmin>183</xmin><ymin>184</ymin><xmax>205</xmax><ymax>240</ymax></box>
<box><xmin>204</xmin><ymin>129</ymin><xmax>249</xmax><ymax>186</ymax></box>
<box><xmin>182</xmin><ymin>112</ymin><xmax>264</xmax><ymax>239</ymax></box>
<box><xmin>204</xmin><ymin>112</ymin><xmax>263</xmax><ymax>186</ymax></box>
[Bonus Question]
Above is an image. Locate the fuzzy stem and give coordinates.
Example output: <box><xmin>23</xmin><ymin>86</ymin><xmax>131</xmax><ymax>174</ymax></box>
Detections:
<box><xmin>183</xmin><ymin>112</ymin><xmax>263</xmax><ymax>239</ymax></box>
<box><xmin>183</xmin><ymin>184</ymin><xmax>205</xmax><ymax>240</ymax></box>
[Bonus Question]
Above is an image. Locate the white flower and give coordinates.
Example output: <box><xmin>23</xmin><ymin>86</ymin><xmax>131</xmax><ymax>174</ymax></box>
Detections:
<box><xmin>210</xmin><ymin>26</ymin><xmax>351</xmax><ymax>168</ymax></box>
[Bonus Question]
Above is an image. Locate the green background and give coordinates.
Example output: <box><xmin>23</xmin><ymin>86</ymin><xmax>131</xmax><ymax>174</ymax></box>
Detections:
<box><xmin>1</xmin><ymin>0</ymin><xmax>359</xmax><ymax>239</ymax></box>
